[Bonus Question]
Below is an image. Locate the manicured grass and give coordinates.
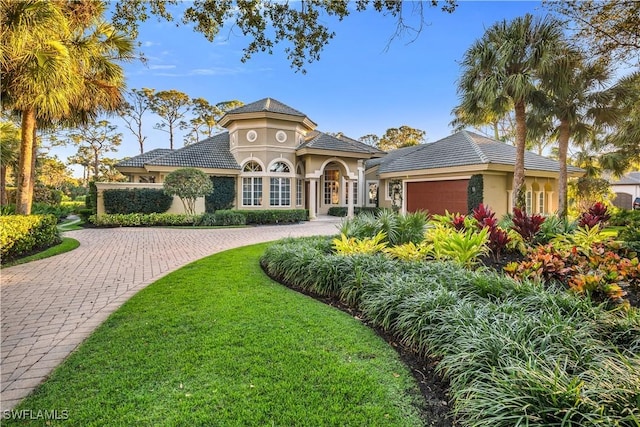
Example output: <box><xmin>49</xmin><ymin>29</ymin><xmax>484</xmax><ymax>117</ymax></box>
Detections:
<box><xmin>5</xmin><ymin>243</ymin><xmax>426</xmax><ymax>426</ymax></box>
<box><xmin>1</xmin><ymin>238</ymin><xmax>79</xmax><ymax>269</ymax></box>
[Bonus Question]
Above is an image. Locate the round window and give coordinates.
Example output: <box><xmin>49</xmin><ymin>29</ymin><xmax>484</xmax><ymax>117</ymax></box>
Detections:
<box><xmin>275</xmin><ymin>130</ymin><xmax>287</xmax><ymax>143</ymax></box>
<box><xmin>246</xmin><ymin>130</ymin><xmax>258</xmax><ymax>142</ymax></box>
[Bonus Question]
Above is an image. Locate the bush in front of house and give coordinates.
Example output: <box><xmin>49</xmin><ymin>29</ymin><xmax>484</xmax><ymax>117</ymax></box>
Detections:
<box><xmin>242</xmin><ymin>209</ymin><xmax>308</xmax><ymax>224</ymax></box>
<box><xmin>327</xmin><ymin>206</ymin><xmax>381</xmax><ymax>217</ymax></box>
<box><xmin>260</xmin><ymin>236</ymin><xmax>640</xmax><ymax>426</ymax></box>
<box><xmin>0</xmin><ymin>214</ymin><xmax>60</xmax><ymax>261</ymax></box>
<box><xmin>103</xmin><ymin>188</ymin><xmax>173</xmax><ymax>214</ymax></box>
<box><xmin>195</xmin><ymin>211</ymin><xmax>246</xmax><ymax>226</ymax></box>
<box><xmin>89</xmin><ymin>213</ymin><xmax>196</xmax><ymax>227</ymax></box>
<box><xmin>205</xmin><ymin>177</ymin><xmax>236</xmax><ymax>212</ymax></box>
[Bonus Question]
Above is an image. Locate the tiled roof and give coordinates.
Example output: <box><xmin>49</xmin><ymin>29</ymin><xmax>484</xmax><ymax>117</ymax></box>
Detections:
<box><xmin>378</xmin><ymin>130</ymin><xmax>583</xmax><ymax>174</ymax></box>
<box><xmin>225</xmin><ymin>97</ymin><xmax>306</xmax><ymax>117</ymax></box>
<box><xmin>610</xmin><ymin>172</ymin><xmax>640</xmax><ymax>185</ymax></box>
<box><xmin>116</xmin><ymin>149</ymin><xmax>174</xmax><ymax>167</ymax></box>
<box><xmin>297</xmin><ymin>131</ymin><xmax>382</xmax><ymax>155</ymax></box>
<box><xmin>366</xmin><ymin>145</ymin><xmax>423</xmax><ymax>168</ymax></box>
<box><xmin>117</xmin><ymin>133</ymin><xmax>240</xmax><ymax>170</ymax></box>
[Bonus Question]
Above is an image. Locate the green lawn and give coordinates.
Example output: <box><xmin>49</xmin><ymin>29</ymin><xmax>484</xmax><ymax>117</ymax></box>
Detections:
<box><xmin>1</xmin><ymin>238</ymin><xmax>79</xmax><ymax>269</ymax></box>
<box><xmin>5</xmin><ymin>243</ymin><xmax>426</xmax><ymax>426</ymax></box>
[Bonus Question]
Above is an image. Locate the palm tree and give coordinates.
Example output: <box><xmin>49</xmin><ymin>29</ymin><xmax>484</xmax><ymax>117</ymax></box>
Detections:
<box><xmin>456</xmin><ymin>14</ymin><xmax>563</xmax><ymax>209</ymax></box>
<box><xmin>534</xmin><ymin>47</ymin><xmax>613</xmax><ymax>217</ymax></box>
<box><xmin>1</xmin><ymin>0</ymin><xmax>133</xmax><ymax>214</ymax></box>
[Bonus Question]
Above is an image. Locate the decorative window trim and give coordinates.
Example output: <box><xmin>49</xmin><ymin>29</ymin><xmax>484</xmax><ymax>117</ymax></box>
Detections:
<box><xmin>275</xmin><ymin>130</ymin><xmax>287</xmax><ymax>143</ymax></box>
<box><xmin>242</xmin><ymin>160</ymin><xmax>263</xmax><ymax>173</ymax></box>
<box><xmin>246</xmin><ymin>130</ymin><xmax>258</xmax><ymax>142</ymax></box>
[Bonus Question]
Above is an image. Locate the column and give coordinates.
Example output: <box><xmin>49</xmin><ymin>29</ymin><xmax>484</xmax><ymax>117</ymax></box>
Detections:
<box><xmin>347</xmin><ymin>180</ymin><xmax>355</xmax><ymax>218</ymax></box>
<box><xmin>357</xmin><ymin>160</ymin><xmax>365</xmax><ymax>207</ymax></box>
<box><xmin>308</xmin><ymin>178</ymin><xmax>317</xmax><ymax>220</ymax></box>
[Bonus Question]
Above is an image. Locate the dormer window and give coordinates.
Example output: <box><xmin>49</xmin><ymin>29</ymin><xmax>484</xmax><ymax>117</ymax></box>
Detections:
<box><xmin>269</xmin><ymin>161</ymin><xmax>290</xmax><ymax>173</ymax></box>
<box><xmin>243</xmin><ymin>161</ymin><xmax>262</xmax><ymax>172</ymax></box>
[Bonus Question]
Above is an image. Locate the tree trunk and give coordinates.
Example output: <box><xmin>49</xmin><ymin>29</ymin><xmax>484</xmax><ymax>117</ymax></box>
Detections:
<box><xmin>16</xmin><ymin>108</ymin><xmax>36</xmax><ymax>215</ymax></box>
<box><xmin>512</xmin><ymin>101</ymin><xmax>527</xmax><ymax>210</ymax></box>
<box><xmin>169</xmin><ymin>123</ymin><xmax>174</xmax><ymax>150</ymax></box>
<box><xmin>0</xmin><ymin>165</ymin><xmax>7</xmax><ymax>206</ymax></box>
<box><xmin>93</xmin><ymin>148</ymin><xmax>100</xmax><ymax>179</ymax></box>
<box><xmin>557</xmin><ymin>120</ymin><xmax>570</xmax><ymax>218</ymax></box>
<box><xmin>29</xmin><ymin>125</ymin><xmax>37</xmax><ymax>205</ymax></box>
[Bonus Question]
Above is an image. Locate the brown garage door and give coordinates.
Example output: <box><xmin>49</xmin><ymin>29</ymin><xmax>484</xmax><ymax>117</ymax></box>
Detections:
<box><xmin>407</xmin><ymin>180</ymin><xmax>469</xmax><ymax>215</ymax></box>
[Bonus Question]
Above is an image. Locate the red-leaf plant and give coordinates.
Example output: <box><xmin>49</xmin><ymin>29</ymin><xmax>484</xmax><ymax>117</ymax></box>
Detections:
<box><xmin>578</xmin><ymin>202</ymin><xmax>611</xmax><ymax>228</ymax></box>
<box><xmin>472</xmin><ymin>203</ymin><xmax>510</xmax><ymax>260</ymax></box>
<box><xmin>511</xmin><ymin>208</ymin><xmax>545</xmax><ymax>243</ymax></box>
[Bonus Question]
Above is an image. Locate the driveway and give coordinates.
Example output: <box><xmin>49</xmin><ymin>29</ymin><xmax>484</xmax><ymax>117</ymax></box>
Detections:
<box><xmin>0</xmin><ymin>219</ymin><xmax>340</xmax><ymax>411</ymax></box>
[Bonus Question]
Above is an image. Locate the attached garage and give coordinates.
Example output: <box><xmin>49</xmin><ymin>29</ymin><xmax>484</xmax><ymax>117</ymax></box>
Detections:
<box><xmin>406</xmin><ymin>179</ymin><xmax>469</xmax><ymax>215</ymax></box>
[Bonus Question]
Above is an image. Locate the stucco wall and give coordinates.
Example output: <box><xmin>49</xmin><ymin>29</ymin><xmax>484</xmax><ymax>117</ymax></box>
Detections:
<box><xmin>95</xmin><ymin>182</ymin><xmax>205</xmax><ymax>216</ymax></box>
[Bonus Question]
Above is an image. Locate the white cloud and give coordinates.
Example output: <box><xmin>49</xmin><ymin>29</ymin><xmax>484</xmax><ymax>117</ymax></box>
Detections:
<box><xmin>149</xmin><ymin>64</ymin><xmax>177</xmax><ymax>70</ymax></box>
<box><xmin>142</xmin><ymin>41</ymin><xmax>160</xmax><ymax>47</ymax></box>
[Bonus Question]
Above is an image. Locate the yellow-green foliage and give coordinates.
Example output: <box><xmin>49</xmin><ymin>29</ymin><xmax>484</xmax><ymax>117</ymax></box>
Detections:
<box><xmin>552</xmin><ymin>224</ymin><xmax>611</xmax><ymax>254</ymax></box>
<box><xmin>425</xmin><ymin>224</ymin><xmax>489</xmax><ymax>267</ymax></box>
<box><xmin>333</xmin><ymin>232</ymin><xmax>388</xmax><ymax>255</ymax></box>
<box><xmin>1</xmin><ymin>215</ymin><xmax>60</xmax><ymax>261</ymax></box>
<box><xmin>384</xmin><ymin>241</ymin><xmax>432</xmax><ymax>261</ymax></box>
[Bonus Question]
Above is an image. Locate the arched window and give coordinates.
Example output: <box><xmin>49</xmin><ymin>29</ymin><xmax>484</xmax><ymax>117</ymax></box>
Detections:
<box><xmin>243</xmin><ymin>161</ymin><xmax>262</xmax><ymax>172</ymax></box>
<box><xmin>269</xmin><ymin>161</ymin><xmax>290</xmax><ymax>173</ymax></box>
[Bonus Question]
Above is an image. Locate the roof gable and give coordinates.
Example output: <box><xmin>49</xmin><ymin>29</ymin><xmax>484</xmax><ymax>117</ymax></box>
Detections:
<box><xmin>377</xmin><ymin>130</ymin><xmax>583</xmax><ymax>174</ymax></box>
<box><xmin>117</xmin><ymin>133</ymin><xmax>240</xmax><ymax>171</ymax></box>
<box><xmin>226</xmin><ymin>97</ymin><xmax>306</xmax><ymax>117</ymax></box>
<box><xmin>297</xmin><ymin>131</ymin><xmax>383</xmax><ymax>156</ymax></box>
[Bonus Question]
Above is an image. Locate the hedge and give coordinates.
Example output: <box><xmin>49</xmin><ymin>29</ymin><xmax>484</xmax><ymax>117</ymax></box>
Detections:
<box><xmin>327</xmin><ymin>207</ymin><xmax>381</xmax><ymax>217</ymax></box>
<box><xmin>89</xmin><ymin>213</ymin><xmax>196</xmax><ymax>227</ymax></box>
<box><xmin>103</xmin><ymin>188</ymin><xmax>173</xmax><ymax>214</ymax></box>
<box><xmin>205</xmin><ymin>177</ymin><xmax>236</xmax><ymax>212</ymax></box>
<box><xmin>242</xmin><ymin>209</ymin><xmax>307</xmax><ymax>224</ymax></box>
<box><xmin>1</xmin><ymin>215</ymin><xmax>61</xmax><ymax>261</ymax></box>
<box><xmin>467</xmin><ymin>174</ymin><xmax>483</xmax><ymax>213</ymax></box>
<box><xmin>89</xmin><ymin>209</ymin><xmax>307</xmax><ymax>227</ymax></box>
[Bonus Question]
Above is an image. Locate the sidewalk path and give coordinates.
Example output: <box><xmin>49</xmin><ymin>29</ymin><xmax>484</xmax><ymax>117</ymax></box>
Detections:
<box><xmin>1</xmin><ymin>219</ymin><xmax>340</xmax><ymax>411</ymax></box>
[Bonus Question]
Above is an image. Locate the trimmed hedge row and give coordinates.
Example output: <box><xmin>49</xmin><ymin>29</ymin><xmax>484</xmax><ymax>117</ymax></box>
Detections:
<box><xmin>243</xmin><ymin>209</ymin><xmax>307</xmax><ymax>224</ymax></box>
<box><xmin>1</xmin><ymin>215</ymin><xmax>61</xmax><ymax>261</ymax></box>
<box><xmin>103</xmin><ymin>188</ymin><xmax>173</xmax><ymax>214</ymax></box>
<box><xmin>89</xmin><ymin>213</ymin><xmax>195</xmax><ymax>227</ymax></box>
<box><xmin>89</xmin><ymin>209</ymin><xmax>308</xmax><ymax>227</ymax></box>
<box><xmin>260</xmin><ymin>237</ymin><xmax>640</xmax><ymax>426</ymax></box>
<box><xmin>327</xmin><ymin>207</ymin><xmax>381</xmax><ymax>217</ymax></box>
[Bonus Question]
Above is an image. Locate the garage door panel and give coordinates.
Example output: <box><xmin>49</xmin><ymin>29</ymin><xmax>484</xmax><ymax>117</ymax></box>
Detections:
<box><xmin>407</xmin><ymin>180</ymin><xmax>468</xmax><ymax>215</ymax></box>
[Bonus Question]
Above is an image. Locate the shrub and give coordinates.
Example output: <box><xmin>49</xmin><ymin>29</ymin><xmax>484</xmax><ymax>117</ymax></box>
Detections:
<box><xmin>90</xmin><ymin>213</ymin><xmax>196</xmax><ymax>227</ymax></box>
<box><xmin>33</xmin><ymin>184</ymin><xmax>62</xmax><ymax>205</ymax></box>
<box><xmin>242</xmin><ymin>209</ymin><xmax>307</xmax><ymax>224</ymax></box>
<box><xmin>333</xmin><ymin>232</ymin><xmax>388</xmax><ymax>255</ymax></box>
<box><xmin>578</xmin><ymin>201</ymin><xmax>611</xmax><ymax>228</ymax></box>
<box><xmin>103</xmin><ymin>188</ymin><xmax>173</xmax><ymax>214</ymax></box>
<box><xmin>205</xmin><ymin>176</ymin><xmax>235</xmax><ymax>212</ymax></box>
<box><xmin>86</xmin><ymin>181</ymin><xmax>98</xmax><ymax>214</ymax></box>
<box><xmin>472</xmin><ymin>204</ymin><xmax>510</xmax><ymax>259</ymax></box>
<box><xmin>425</xmin><ymin>224</ymin><xmax>489</xmax><ymax>267</ymax></box>
<box><xmin>610</xmin><ymin>209</ymin><xmax>640</xmax><ymax>227</ymax></box>
<box><xmin>510</xmin><ymin>207</ymin><xmax>545</xmax><ymax>243</ymax></box>
<box><xmin>163</xmin><ymin>168</ymin><xmax>213</xmax><ymax>216</ymax></box>
<box><xmin>213</xmin><ymin>210</ymin><xmax>246</xmax><ymax>226</ymax></box>
<box><xmin>338</xmin><ymin>210</ymin><xmax>427</xmax><ymax>246</ymax></box>
<box><xmin>467</xmin><ymin>174</ymin><xmax>483</xmax><ymax>213</ymax></box>
<box><xmin>327</xmin><ymin>206</ymin><xmax>380</xmax><ymax>217</ymax></box>
<box><xmin>0</xmin><ymin>214</ymin><xmax>60</xmax><ymax>261</ymax></box>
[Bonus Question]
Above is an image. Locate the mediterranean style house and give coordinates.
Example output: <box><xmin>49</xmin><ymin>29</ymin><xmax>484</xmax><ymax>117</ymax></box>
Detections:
<box><xmin>105</xmin><ymin>97</ymin><xmax>583</xmax><ymax>218</ymax></box>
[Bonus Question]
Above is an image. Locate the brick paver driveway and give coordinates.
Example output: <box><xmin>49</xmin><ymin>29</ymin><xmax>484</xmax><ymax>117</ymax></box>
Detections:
<box><xmin>0</xmin><ymin>219</ymin><xmax>340</xmax><ymax>411</ymax></box>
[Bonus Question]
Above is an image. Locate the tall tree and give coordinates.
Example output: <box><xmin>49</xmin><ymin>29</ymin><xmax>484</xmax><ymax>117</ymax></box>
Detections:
<box><xmin>0</xmin><ymin>121</ymin><xmax>21</xmax><ymax>205</ymax></box>
<box><xmin>111</xmin><ymin>1</ymin><xmax>456</xmax><ymax>73</ymax></box>
<box><xmin>38</xmin><ymin>155</ymin><xmax>74</xmax><ymax>190</ymax></box>
<box><xmin>534</xmin><ymin>47</ymin><xmax>614</xmax><ymax>217</ymax></box>
<box><xmin>120</xmin><ymin>88</ymin><xmax>154</xmax><ymax>154</ymax></box>
<box><xmin>456</xmin><ymin>14</ymin><xmax>563</xmax><ymax>209</ymax></box>
<box><xmin>1</xmin><ymin>0</ymin><xmax>133</xmax><ymax>214</ymax></box>
<box><xmin>68</xmin><ymin>146</ymin><xmax>94</xmax><ymax>183</ymax></box>
<box><xmin>546</xmin><ymin>0</ymin><xmax>640</xmax><ymax>66</ymax></box>
<box><xmin>377</xmin><ymin>126</ymin><xmax>426</xmax><ymax>151</ymax></box>
<box><xmin>359</xmin><ymin>134</ymin><xmax>380</xmax><ymax>147</ymax></box>
<box><xmin>68</xmin><ymin>119</ymin><xmax>122</xmax><ymax>179</ymax></box>
<box><xmin>182</xmin><ymin>99</ymin><xmax>244</xmax><ymax>145</ymax></box>
<box><xmin>149</xmin><ymin>89</ymin><xmax>191</xmax><ymax>150</ymax></box>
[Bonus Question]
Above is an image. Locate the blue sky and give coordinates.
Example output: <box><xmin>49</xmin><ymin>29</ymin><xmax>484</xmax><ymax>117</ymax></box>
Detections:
<box><xmin>59</xmin><ymin>1</ymin><xmax>551</xmax><ymax>174</ymax></box>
